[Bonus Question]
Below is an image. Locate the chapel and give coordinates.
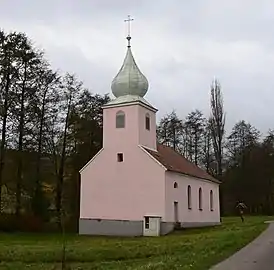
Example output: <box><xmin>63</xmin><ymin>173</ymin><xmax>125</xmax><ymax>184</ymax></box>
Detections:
<box><xmin>79</xmin><ymin>21</ymin><xmax>220</xmax><ymax>236</ymax></box>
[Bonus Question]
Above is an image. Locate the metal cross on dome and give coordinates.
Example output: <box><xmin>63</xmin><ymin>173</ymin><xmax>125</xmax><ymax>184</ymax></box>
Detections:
<box><xmin>124</xmin><ymin>15</ymin><xmax>134</xmax><ymax>47</ymax></box>
<box><xmin>124</xmin><ymin>15</ymin><xmax>134</xmax><ymax>37</ymax></box>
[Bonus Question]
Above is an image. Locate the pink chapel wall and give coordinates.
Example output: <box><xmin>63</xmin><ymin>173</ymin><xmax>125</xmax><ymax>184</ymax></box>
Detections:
<box><xmin>164</xmin><ymin>172</ymin><xmax>220</xmax><ymax>224</ymax></box>
<box><xmin>80</xmin><ymin>103</ymin><xmax>164</xmax><ymax>221</ymax></box>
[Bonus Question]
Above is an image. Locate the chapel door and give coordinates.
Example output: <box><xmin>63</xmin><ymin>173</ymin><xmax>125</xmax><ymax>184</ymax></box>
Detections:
<box><xmin>174</xmin><ymin>201</ymin><xmax>179</xmax><ymax>223</ymax></box>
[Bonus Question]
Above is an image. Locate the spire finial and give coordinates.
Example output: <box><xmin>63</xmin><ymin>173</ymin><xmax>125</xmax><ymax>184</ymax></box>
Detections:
<box><xmin>124</xmin><ymin>15</ymin><xmax>134</xmax><ymax>47</ymax></box>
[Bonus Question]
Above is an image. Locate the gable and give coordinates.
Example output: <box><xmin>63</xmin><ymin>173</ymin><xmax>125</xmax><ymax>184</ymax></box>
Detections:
<box><xmin>79</xmin><ymin>148</ymin><xmax>104</xmax><ymax>173</ymax></box>
<box><xmin>138</xmin><ymin>145</ymin><xmax>167</xmax><ymax>171</ymax></box>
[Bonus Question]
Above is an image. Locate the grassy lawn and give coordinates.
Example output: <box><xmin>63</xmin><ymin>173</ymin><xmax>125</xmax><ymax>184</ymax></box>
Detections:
<box><xmin>0</xmin><ymin>216</ymin><xmax>272</xmax><ymax>270</ymax></box>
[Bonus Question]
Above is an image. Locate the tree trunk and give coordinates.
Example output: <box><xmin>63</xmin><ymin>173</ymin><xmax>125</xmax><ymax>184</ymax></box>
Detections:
<box><xmin>33</xmin><ymin>90</ymin><xmax>47</xmax><ymax>216</ymax></box>
<box><xmin>16</xmin><ymin>64</ymin><xmax>27</xmax><ymax>217</ymax></box>
<box><xmin>56</xmin><ymin>94</ymin><xmax>72</xmax><ymax>226</ymax></box>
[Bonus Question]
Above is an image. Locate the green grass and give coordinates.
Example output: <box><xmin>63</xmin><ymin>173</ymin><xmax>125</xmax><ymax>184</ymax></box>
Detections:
<box><xmin>0</xmin><ymin>216</ymin><xmax>272</xmax><ymax>270</ymax></box>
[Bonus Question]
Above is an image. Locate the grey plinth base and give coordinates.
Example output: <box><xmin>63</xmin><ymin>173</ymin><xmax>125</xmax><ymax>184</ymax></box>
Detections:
<box><xmin>79</xmin><ymin>219</ymin><xmax>220</xmax><ymax>236</ymax></box>
<box><xmin>79</xmin><ymin>219</ymin><xmax>143</xmax><ymax>236</ymax></box>
<box><xmin>79</xmin><ymin>218</ymin><xmax>176</xmax><ymax>236</ymax></box>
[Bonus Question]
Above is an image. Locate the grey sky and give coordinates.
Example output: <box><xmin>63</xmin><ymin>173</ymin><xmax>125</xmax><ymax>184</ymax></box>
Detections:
<box><xmin>1</xmin><ymin>0</ymin><xmax>274</xmax><ymax>135</ymax></box>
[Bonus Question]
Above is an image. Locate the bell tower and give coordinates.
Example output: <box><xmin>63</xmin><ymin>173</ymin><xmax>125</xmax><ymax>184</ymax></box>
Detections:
<box><xmin>102</xmin><ymin>16</ymin><xmax>157</xmax><ymax>151</ymax></box>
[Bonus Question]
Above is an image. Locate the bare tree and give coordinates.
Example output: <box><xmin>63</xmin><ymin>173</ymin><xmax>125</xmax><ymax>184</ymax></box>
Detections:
<box><xmin>201</xmin><ymin>120</ymin><xmax>215</xmax><ymax>173</ymax></box>
<box><xmin>208</xmin><ymin>79</ymin><xmax>225</xmax><ymax>216</ymax></box>
<box><xmin>184</xmin><ymin>110</ymin><xmax>205</xmax><ymax>165</ymax></box>
<box><xmin>31</xmin><ymin>67</ymin><xmax>60</xmax><ymax>218</ymax></box>
<box><xmin>8</xmin><ymin>33</ymin><xmax>44</xmax><ymax>216</ymax></box>
<box><xmin>55</xmin><ymin>73</ymin><xmax>83</xmax><ymax>226</ymax></box>
<box><xmin>157</xmin><ymin>111</ymin><xmax>183</xmax><ymax>152</ymax></box>
<box><xmin>0</xmin><ymin>31</ymin><xmax>14</xmax><ymax>211</ymax></box>
<box><xmin>209</xmin><ymin>79</ymin><xmax>225</xmax><ymax>178</ymax></box>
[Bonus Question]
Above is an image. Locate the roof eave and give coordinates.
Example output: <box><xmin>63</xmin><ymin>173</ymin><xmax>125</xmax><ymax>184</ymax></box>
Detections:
<box><xmin>166</xmin><ymin>169</ymin><xmax>221</xmax><ymax>184</ymax></box>
<box><xmin>102</xmin><ymin>99</ymin><xmax>158</xmax><ymax>112</ymax></box>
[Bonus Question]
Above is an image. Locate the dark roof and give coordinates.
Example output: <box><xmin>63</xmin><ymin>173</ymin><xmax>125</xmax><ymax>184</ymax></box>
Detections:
<box><xmin>143</xmin><ymin>144</ymin><xmax>220</xmax><ymax>183</ymax></box>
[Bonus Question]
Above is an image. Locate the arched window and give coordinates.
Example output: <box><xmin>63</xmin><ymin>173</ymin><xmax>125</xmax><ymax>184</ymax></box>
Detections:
<box><xmin>174</xmin><ymin>182</ymin><xmax>178</xmax><ymax>188</ymax></box>
<box><xmin>187</xmin><ymin>185</ymin><xmax>192</xmax><ymax>209</ymax></box>
<box><xmin>199</xmin><ymin>188</ymin><xmax>203</xmax><ymax>210</ymax></box>
<box><xmin>116</xmin><ymin>111</ymin><xmax>125</xmax><ymax>128</ymax></box>
<box><xmin>210</xmin><ymin>190</ymin><xmax>213</xmax><ymax>211</ymax></box>
<box><xmin>145</xmin><ymin>113</ymin><xmax>150</xmax><ymax>130</ymax></box>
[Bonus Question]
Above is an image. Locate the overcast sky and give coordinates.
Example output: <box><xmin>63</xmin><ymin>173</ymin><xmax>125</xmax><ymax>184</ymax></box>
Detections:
<box><xmin>1</xmin><ymin>0</ymin><xmax>274</xmax><ymax>134</ymax></box>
